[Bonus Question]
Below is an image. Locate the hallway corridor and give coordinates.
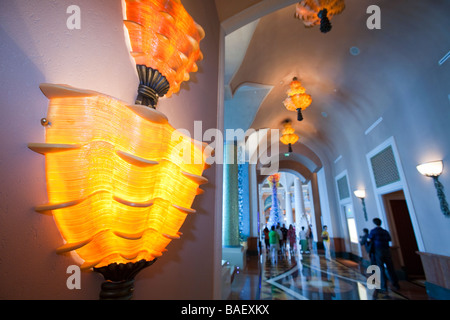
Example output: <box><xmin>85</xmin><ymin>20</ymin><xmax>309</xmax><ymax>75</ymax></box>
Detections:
<box><xmin>229</xmin><ymin>248</ymin><xmax>430</xmax><ymax>300</ymax></box>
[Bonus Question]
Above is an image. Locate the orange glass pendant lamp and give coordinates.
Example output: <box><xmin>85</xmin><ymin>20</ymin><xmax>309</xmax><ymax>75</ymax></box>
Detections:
<box><xmin>295</xmin><ymin>0</ymin><xmax>345</xmax><ymax>33</ymax></box>
<box><xmin>123</xmin><ymin>0</ymin><xmax>205</xmax><ymax>107</ymax></box>
<box><xmin>280</xmin><ymin>120</ymin><xmax>299</xmax><ymax>153</ymax></box>
<box><xmin>283</xmin><ymin>77</ymin><xmax>312</xmax><ymax>121</ymax></box>
<box><xmin>28</xmin><ymin>84</ymin><xmax>211</xmax><ymax>299</ymax></box>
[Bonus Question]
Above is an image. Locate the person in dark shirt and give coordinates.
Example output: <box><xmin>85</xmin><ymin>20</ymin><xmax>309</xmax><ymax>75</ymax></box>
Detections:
<box><xmin>280</xmin><ymin>224</ymin><xmax>288</xmax><ymax>252</ymax></box>
<box><xmin>368</xmin><ymin>218</ymin><xmax>400</xmax><ymax>292</ymax></box>
<box><xmin>263</xmin><ymin>227</ymin><xmax>270</xmax><ymax>252</ymax></box>
<box><xmin>360</xmin><ymin>228</ymin><xmax>376</xmax><ymax>265</ymax></box>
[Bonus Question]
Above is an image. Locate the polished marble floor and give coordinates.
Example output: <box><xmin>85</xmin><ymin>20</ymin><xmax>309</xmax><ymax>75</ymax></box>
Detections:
<box><xmin>229</xmin><ymin>247</ymin><xmax>430</xmax><ymax>300</ymax></box>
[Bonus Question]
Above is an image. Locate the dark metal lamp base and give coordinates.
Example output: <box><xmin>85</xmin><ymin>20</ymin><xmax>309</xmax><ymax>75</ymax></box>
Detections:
<box><xmin>93</xmin><ymin>259</ymin><xmax>157</xmax><ymax>300</ymax></box>
<box><xmin>135</xmin><ymin>65</ymin><xmax>170</xmax><ymax>108</ymax></box>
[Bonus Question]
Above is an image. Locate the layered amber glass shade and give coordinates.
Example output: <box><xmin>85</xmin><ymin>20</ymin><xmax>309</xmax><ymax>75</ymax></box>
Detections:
<box><xmin>123</xmin><ymin>0</ymin><xmax>205</xmax><ymax>98</ymax></box>
<box><xmin>28</xmin><ymin>84</ymin><xmax>210</xmax><ymax>270</ymax></box>
<box><xmin>280</xmin><ymin>121</ymin><xmax>299</xmax><ymax>146</ymax></box>
<box><xmin>295</xmin><ymin>0</ymin><xmax>345</xmax><ymax>28</ymax></box>
<box><xmin>283</xmin><ymin>78</ymin><xmax>312</xmax><ymax>112</ymax></box>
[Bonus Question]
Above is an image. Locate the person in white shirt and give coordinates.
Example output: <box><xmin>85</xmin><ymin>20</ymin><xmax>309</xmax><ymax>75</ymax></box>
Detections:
<box><xmin>299</xmin><ymin>226</ymin><xmax>308</xmax><ymax>253</ymax></box>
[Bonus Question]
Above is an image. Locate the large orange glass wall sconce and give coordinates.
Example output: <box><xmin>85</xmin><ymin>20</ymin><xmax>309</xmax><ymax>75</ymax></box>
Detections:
<box><xmin>123</xmin><ymin>0</ymin><xmax>205</xmax><ymax>108</ymax></box>
<box><xmin>295</xmin><ymin>0</ymin><xmax>345</xmax><ymax>33</ymax></box>
<box><xmin>27</xmin><ymin>0</ymin><xmax>208</xmax><ymax>300</ymax></box>
<box><xmin>280</xmin><ymin>120</ymin><xmax>299</xmax><ymax>154</ymax></box>
<box><xmin>28</xmin><ymin>84</ymin><xmax>210</xmax><ymax>299</ymax></box>
<box><xmin>283</xmin><ymin>77</ymin><xmax>312</xmax><ymax>121</ymax></box>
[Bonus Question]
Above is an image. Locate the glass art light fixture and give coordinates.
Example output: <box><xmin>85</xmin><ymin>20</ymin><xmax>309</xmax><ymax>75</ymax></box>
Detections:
<box><xmin>280</xmin><ymin>120</ymin><xmax>299</xmax><ymax>154</ymax></box>
<box><xmin>123</xmin><ymin>0</ymin><xmax>205</xmax><ymax>108</ymax></box>
<box><xmin>283</xmin><ymin>77</ymin><xmax>312</xmax><ymax>121</ymax></box>
<box><xmin>28</xmin><ymin>84</ymin><xmax>211</xmax><ymax>299</ymax></box>
<box><xmin>267</xmin><ymin>173</ymin><xmax>281</xmax><ymax>228</ymax></box>
<box><xmin>27</xmin><ymin>0</ymin><xmax>208</xmax><ymax>300</ymax></box>
<box><xmin>416</xmin><ymin>160</ymin><xmax>450</xmax><ymax>217</ymax></box>
<box><xmin>295</xmin><ymin>0</ymin><xmax>346</xmax><ymax>33</ymax></box>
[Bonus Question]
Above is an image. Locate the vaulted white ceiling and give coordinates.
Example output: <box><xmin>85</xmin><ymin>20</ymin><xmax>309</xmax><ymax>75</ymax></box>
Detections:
<box><xmin>218</xmin><ymin>0</ymin><xmax>450</xmax><ymax>173</ymax></box>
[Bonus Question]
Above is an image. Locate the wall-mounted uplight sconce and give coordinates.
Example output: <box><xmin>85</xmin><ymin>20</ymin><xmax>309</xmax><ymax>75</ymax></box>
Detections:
<box><xmin>416</xmin><ymin>160</ymin><xmax>450</xmax><ymax>217</ymax></box>
<box><xmin>354</xmin><ymin>189</ymin><xmax>368</xmax><ymax>221</ymax></box>
<box><xmin>29</xmin><ymin>84</ymin><xmax>211</xmax><ymax>300</ymax></box>
<box><xmin>27</xmin><ymin>0</ymin><xmax>209</xmax><ymax>300</ymax></box>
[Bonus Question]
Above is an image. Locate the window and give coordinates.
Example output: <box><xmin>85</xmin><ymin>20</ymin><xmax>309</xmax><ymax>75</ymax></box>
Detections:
<box><xmin>344</xmin><ymin>204</ymin><xmax>358</xmax><ymax>244</ymax></box>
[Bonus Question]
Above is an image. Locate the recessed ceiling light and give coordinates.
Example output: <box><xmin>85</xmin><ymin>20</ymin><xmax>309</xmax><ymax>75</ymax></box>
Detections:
<box><xmin>350</xmin><ymin>46</ymin><xmax>360</xmax><ymax>56</ymax></box>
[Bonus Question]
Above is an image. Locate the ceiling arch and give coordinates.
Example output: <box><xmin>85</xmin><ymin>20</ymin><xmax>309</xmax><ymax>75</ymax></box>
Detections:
<box><xmin>257</xmin><ymin>158</ymin><xmax>313</xmax><ymax>185</ymax></box>
<box><xmin>246</xmin><ymin>127</ymin><xmax>322</xmax><ymax>178</ymax></box>
<box><xmin>224</xmin><ymin>82</ymin><xmax>273</xmax><ymax>133</ymax></box>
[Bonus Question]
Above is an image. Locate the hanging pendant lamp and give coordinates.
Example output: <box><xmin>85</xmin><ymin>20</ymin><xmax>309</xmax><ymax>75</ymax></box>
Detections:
<box><xmin>295</xmin><ymin>0</ymin><xmax>345</xmax><ymax>33</ymax></box>
<box><xmin>280</xmin><ymin>120</ymin><xmax>299</xmax><ymax>153</ymax></box>
<box><xmin>283</xmin><ymin>77</ymin><xmax>312</xmax><ymax>121</ymax></box>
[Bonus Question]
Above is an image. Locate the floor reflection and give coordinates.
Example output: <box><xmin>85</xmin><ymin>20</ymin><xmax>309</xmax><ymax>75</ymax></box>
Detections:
<box><xmin>229</xmin><ymin>248</ymin><xmax>429</xmax><ymax>300</ymax></box>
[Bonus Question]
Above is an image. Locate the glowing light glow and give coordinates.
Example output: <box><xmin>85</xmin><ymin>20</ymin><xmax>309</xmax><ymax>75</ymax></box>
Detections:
<box><xmin>29</xmin><ymin>84</ymin><xmax>211</xmax><ymax>270</ymax></box>
<box><xmin>280</xmin><ymin>121</ymin><xmax>299</xmax><ymax>146</ymax></box>
<box><xmin>123</xmin><ymin>0</ymin><xmax>205</xmax><ymax>98</ymax></box>
<box><xmin>267</xmin><ymin>173</ymin><xmax>280</xmax><ymax>188</ymax></box>
<box><xmin>353</xmin><ymin>190</ymin><xmax>366</xmax><ymax>199</ymax></box>
<box><xmin>417</xmin><ymin>161</ymin><xmax>443</xmax><ymax>177</ymax></box>
<box><xmin>295</xmin><ymin>0</ymin><xmax>345</xmax><ymax>28</ymax></box>
<box><xmin>283</xmin><ymin>78</ymin><xmax>312</xmax><ymax>113</ymax></box>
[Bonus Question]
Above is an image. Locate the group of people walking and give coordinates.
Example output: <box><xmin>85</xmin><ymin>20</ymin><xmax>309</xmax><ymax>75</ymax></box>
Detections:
<box><xmin>262</xmin><ymin>224</ymin><xmax>290</xmax><ymax>263</ymax></box>
<box><xmin>263</xmin><ymin>223</ymin><xmax>315</xmax><ymax>263</ymax></box>
<box><xmin>262</xmin><ymin>218</ymin><xmax>399</xmax><ymax>294</ymax></box>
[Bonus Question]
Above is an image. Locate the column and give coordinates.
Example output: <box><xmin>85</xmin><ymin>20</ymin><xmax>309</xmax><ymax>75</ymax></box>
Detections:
<box><xmin>268</xmin><ymin>180</ymin><xmax>280</xmax><ymax>228</ymax></box>
<box><xmin>237</xmin><ymin>160</ymin><xmax>250</xmax><ymax>242</ymax></box>
<box><xmin>285</xmin><ymin>191</ymin><xmax>294</xmax><ymax>227</ymax></box>
<box><xmin>307</xmin><ymin>180</ymin><xmax>317</xmax><ymax>242</ymax></box>
<box><xmin>222</xmin><ymin>141</ymin><xmax>245</xmax><ymax>269</ymax></box>
<box><xmin>248</xmin><ymin>164</ymin><xmax>259</xmax><ymax>237</ymax></box>
<box><xmin>222</xmin><ymin>141</ymin><xmax>240</xmax><ymax>247</ymax></box>
<box><xmin>294</xmin><ymin>178</ymin><xmax>306</xmax><ymax>232</ymax></box>
<box><xmin>258</xmin><ymin>183</ymin><xmax>265</xmax><ymax>229</ymax></box>
<box><xmin>247</xmin><ymin>163</ymin><xmax>260</xmax><ymax>255</ymax></box>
